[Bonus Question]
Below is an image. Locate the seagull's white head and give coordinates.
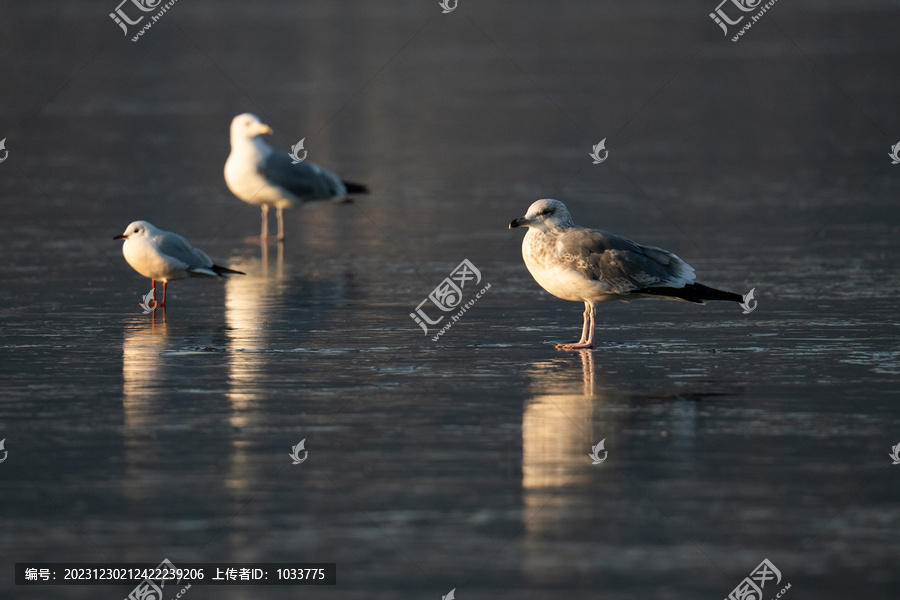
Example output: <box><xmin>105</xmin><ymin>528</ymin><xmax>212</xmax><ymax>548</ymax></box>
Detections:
<box><xmin>113</xmin><ymin>220</ymin><xmax>156</xmax><ymax>241</ymax></box>
<box><xmin>509</xmin><ymin>198</ymin><xmax>575</xmax><ymax>232</ymax></box>
<box><xmin>230</xmin><ymin>112</ymin><xmax>273</xmax><ymax>144</ymax></box>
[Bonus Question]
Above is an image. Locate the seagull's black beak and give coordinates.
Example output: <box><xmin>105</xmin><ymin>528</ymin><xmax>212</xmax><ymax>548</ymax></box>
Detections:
<box><xmin>113</xmin><ymin>234</ymin><xmax>127</xmax><ymax>240</ymax></box>
<box><xmin>509</xmin><ymin>217</ymin><xmax>529</xmax><ymax>229</ymax></box>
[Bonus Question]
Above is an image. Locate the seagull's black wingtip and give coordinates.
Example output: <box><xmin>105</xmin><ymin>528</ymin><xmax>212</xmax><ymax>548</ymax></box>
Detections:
<box><xmin>641</xmin><ymin>283</ymin><xmax>742</xmax><ymax>303</ymax></box>
<box><xmin>342</xmin><ymin>181</ymin><xmax>369</xmax><ymax>194</ymax></box>
<box><xmin>212</xmin><ymin>265</ymin><xmax>246</xmax><ymax>276</ymax></box>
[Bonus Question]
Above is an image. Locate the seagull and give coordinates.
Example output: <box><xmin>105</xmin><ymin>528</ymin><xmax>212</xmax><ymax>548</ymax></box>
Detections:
<box><xmin>224</xmin><ymin>113</ymin><xmax>368</xmax><ymax>243</ymax></box>
<box><xmin>114</xmin><ymin>220</ymin><xmax>244</xmax><ymax>307</ymax></box>
<box><xmin>509</xmin><ymin>199</ymin><xmax>744</xmax><ymax>350</ymax></box>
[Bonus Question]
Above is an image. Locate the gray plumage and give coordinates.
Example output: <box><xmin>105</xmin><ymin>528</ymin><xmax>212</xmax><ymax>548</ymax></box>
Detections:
<box><xmin>553</xmin><ymin>227</ymin><xmax>695</xmax><ymax>295</ymax></box>
<box><xmin>259</xmin><ymin>150</ymin><xmax>346</xmax><ymax>202</ymax></box>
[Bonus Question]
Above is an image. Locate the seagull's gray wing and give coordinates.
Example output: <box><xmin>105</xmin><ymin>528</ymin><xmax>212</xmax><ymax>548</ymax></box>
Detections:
<box><xmin>152</xmin><ymin>231</ymin><xmax>218</xmax><ymax>276</ymax></box>
<box><xmin>260</xmin><ymin>151</ymin><xmax>346</xmax><ymax>201</ymax></box>
<box><xmin>555</xmin><ymin>228</ymin><xmax>695</xmax><ymax>294</ymax></box>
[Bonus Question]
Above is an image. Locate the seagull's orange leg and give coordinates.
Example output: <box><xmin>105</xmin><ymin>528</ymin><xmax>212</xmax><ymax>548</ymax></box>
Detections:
<box><xmin>148</xmin><ymin>280</ymin><xmax>158</xmax><ymax>309</ymax></box>
<box><xmin>160</xmin><ymin>281</ymin><xmax>167</xmax><ymax>307</ymax></box>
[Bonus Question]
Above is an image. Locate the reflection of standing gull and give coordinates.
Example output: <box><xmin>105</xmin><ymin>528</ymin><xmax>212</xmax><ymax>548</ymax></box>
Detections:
<box><xmin>121</xmin><ymin>319</ymin><xmax>170</xmax><ymax>500</ymax></box>
<box><xmin>224</xmin><ymin>113</ymin><xmax>369</xmax><ymax>243</ymax></box>
<box><xmin>224</xmin><ymin>249</ymin><xmax>343</xmax><ymax>496</ymax></box>
<box><xmin>223</xmin><ymin>254</ymin><xmax>285</xmax><ymax>497</ymax></box>
<box><xmin>522</xmin><ymin>352</ymin><xmax>596</xmax><ymax>494</ymax></box>
<box><xmin>521</xmin><ymin>351</ymin><xmax>619</xmax><ymax>585</ymax></box>
<box><xmin>225</xmin><ymin>251</ymin><xmax>286</xmax><ymax>408</ymax></box>
<box><xmin>509</xmin><ymin>199</ymin><xmax>743</xmax><ymax>350</ymax></box>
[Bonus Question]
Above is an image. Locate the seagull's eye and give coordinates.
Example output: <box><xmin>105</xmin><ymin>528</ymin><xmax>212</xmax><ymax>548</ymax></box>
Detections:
<box><xmin>540</xmin><ymin>209</ymin><xmax>553</xmax><ymax>216</ymax></box>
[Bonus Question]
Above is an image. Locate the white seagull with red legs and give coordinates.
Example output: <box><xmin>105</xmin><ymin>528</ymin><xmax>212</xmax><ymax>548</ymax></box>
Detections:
<box><xmin>114</xmin><ymin>220</ymin><xmax>244</xmax><ymax>308</ymax></box>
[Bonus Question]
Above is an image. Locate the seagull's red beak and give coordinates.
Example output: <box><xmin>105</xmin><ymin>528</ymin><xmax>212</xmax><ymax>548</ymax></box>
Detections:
<box><xmin>113</xmin><ymin>234</ymin><xmax>127</xmax><ymax>240</ymax></box>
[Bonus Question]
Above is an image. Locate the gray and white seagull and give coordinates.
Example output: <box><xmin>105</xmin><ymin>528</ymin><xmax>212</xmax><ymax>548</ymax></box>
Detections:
<box><xmin>509</xmin><ymin>199</ymin><xmax>743</xmax><ymax>350</ymax></box>
<box><xmin>224</xmin><ymin>113</ymin><xmax>368</xmax><ymax>243</ymax></box>
<box><xmin>114</xmin><ymin>220</ymin><xmax>244</xmax><ymax>308</ymax></box>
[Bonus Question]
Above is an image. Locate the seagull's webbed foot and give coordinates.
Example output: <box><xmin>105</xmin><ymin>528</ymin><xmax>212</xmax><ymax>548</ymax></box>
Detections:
<box><xmin>555</xmin><ymin>341</ymin><xmax>594</xmax><ymax>351</ymax></box>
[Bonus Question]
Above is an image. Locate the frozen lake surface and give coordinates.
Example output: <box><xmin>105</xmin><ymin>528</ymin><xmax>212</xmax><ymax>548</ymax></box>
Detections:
<box><xmin>1</xmin><ymin>1</ymin><xmax>899</xmax><ymax>598</ymax></box>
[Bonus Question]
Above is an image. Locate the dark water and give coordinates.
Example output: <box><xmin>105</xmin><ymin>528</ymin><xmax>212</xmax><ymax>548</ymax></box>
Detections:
<box><xmin>2</xmin><ymin>1</ymin><xmax>899</xmax><ymax>598</ymax></box>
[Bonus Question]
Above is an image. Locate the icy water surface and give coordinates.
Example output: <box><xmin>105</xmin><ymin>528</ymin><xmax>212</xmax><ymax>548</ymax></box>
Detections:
<box><xmin>2</xmin><ymin>1</ymin><xmax>900</xmax><ymax>599</ymax></box>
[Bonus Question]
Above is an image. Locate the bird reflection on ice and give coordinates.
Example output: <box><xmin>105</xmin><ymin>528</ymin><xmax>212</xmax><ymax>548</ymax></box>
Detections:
<box><xmin>121</xmin><ymin>317</ymin><xmax>170</xmax><ymax>501</ymax></box>
<box><xmin>520</xmin><ymin>350</ymin><xmax>702</xmax><ymax>584</ymax></box>
<box><xmin>520</xmin><ymin>350</ymin><xmax>617</xmax><ymax>584</ymax></box>
<box><xmin>225</xmin><ymin>242</ymin><xmax>285</xmax><ymax>408</ymax></box>
<box><xmin>223</xmin><ymin>243</ymin><xmax>286</xmax><ymax>497</ymax></box>
<box><xmin>522</xmin><ymin>351</ymin><xmax>597</xmax><ymax>490</ymax></box>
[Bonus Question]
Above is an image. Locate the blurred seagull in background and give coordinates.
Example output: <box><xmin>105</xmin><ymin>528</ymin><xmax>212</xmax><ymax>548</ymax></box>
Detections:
<box><xmin>224</xmin><ymin>113</ymin><xmax>368</xmax><ymax>243</ymax></box>
<box><xmin>114</xmin><ymin>220</ymin><xmax>244</xmax><ymax>308</ymax></box>
<box><xmin>509</xmin><ymin>199</ymin><xmax>744</xmax><ymax>350</ymax></box>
